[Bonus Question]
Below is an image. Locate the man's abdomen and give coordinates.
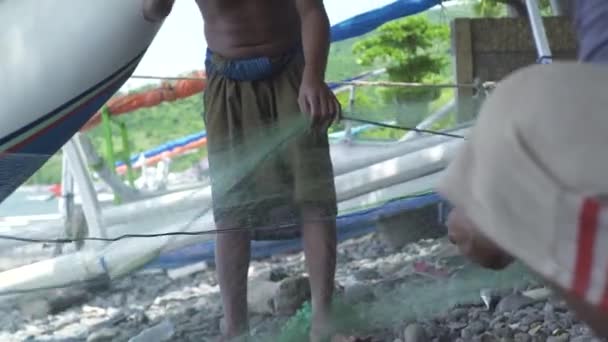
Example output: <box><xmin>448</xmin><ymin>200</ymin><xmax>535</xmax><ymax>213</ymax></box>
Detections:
<box><xmin>198</xmin><ymin>0</ymin><xmax>301</xmax><ymax>60</ymax></box>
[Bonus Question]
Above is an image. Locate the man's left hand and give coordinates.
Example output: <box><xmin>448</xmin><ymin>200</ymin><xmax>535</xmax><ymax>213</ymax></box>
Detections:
<box><xmin>298</xmin><ymin>75</ymin><xmax>341</xmax><ymax>131</ymax></box>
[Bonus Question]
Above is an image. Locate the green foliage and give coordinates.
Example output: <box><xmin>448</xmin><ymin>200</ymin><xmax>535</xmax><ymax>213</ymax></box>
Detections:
<box><xmin>351</xmin><ymin>15</ymin><xmax>449</xmax><ymax>127</ymax></box>
<box><xmin>353</xmin><ymin>16</ymin><xmax>449</xmax><ymax>81</ymax></box>
<box><xmin>469</xmin><ymin>0</ymin><xmax>552</xmax><ymax>17</ymax></box>
<box><xmin>326</xmin><ymin>38</ymin><xmax>373</xmax><ymax>82</ymax></box>
<box><xmin>471</xmin><ymin>0</ymin><xmax>508</xmax><ymax>17</ymax></box>
<box><xmin>88</xmin><ymin>96</ymin><xmax>205</xmax><ymax>154</ymax></box>
<box><xmin>352</xmin><ymin>16</ymin><xmax>449</xmax><ymax>105</ymax></box>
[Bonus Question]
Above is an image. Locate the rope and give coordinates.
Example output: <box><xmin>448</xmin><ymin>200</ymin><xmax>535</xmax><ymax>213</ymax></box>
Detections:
<box><xmin>0</xmin><ymin>217</ymin><xmax>333</xmax><ymax>245</ymax></box>
<box><xmin>131</xmin><ymin>75</ymin><xmax>206</xmax><ymax>81</ymax></box>
<box><xmin>340</xmin><ymin>115</ymin><xmax>466</xmax><ymax>139</ymax></box>
<box><xmin>331</xmin><ymin>80</ymin><xmax>477</xmax><ymax>89</ymax></box>
<box><xmin>129</xmin><ymin>74</ymin><xmax>491</xmax><ymax>91</ymax></box>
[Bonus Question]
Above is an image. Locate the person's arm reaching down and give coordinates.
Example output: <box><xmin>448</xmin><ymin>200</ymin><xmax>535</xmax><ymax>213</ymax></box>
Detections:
<box><xmin>296</xmin><ymin>0</ymin><xmax>330</xmax><ymax>84</ymax></box>
<box><xmin>295</xmin><ymin>0</ymin><xmax>340</xmax><ymax>129</ymax></box>
<box><xmin>142</xmin><ymin>0</ymin><xmax>175</xmax><ymax>22</ymax></box>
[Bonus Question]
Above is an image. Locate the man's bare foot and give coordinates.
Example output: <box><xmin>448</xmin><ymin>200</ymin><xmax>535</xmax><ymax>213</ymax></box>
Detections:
<box><xmin>215</xmin><ymin>332</ymin><xmax>249</xmax><ymax>342</ymax></box>
<box><xmin>310</xmin><ymin>312</ymin><xmax>334</xmax><ymax>342</ymax></box>
<box><xmin>331</xmin><ymin>336</ymin><xmax>373</xmax><ymax>342</ymax></box>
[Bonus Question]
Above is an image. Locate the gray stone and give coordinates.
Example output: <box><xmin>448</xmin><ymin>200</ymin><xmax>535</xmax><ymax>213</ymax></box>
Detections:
<box><xmin>272</xmin><ymin>276</ymin><xmax>311</xmax><ymax>316</ymax></box>
<box><xmin>461</xmin><ymin>327</ymin><xmax>473</xmax><ymax>340</ymax></box>
<box><xmin>354</xmin><ymin>268</ymin><xmax>381</xmax><ymax>281</ymax></box>
<box><xmin>344</xmin><ymin>283</ymin><xmax>375</xmax><ymax>303</ymax></box>
<box><xmin>447</xmin><ymin>321</ymin><xmax>468</xmax><ymax>330</ymax></box>
<box><xmin>128</xmin><ymin>319</ymin><xmax>175</xmax><ymax>342</ymax></box>
<box><xmin>494</xmin><ymin>327</ymin><xmax>513</xmax><ymax>338</ymax></box>
<box><xmin>449</xmin><ymin>308</ymin><xmax>468</xmax><ymax>321</ymax></box>
<box><xmin>520</xmin><ymin>314</ymin><xmax>542</xmax><ymax>327</ymax></box>
<box><xmin>378</xmin><ymin>261</ymin><xmax>408</xmax><ymax>277</ymax></box>
<box><xmin>570</xmin><ymin>336</ymin><xmax>595</xmax><ymax>342</ymax></box>
<box><xmin>269</xmin><ymin>267</ymin><xmax>289</xmax><ymax>282</ymax></box>
<box><xmin>544</xmin><ymin>303</ymin><xmax>556</xmax><ymax>321</ymax></box>
<box><xmin>544</xmin><ymin>322</ymin><xmax>562</xmax><ymax>335</ymax></box>
<box><xmin>376</xmin><ymin>205</ymin><xmax>446</xmax><ymax>249</ymax></box>
<box><xmin>87</xmin><ymin>327</ymin><xmax>120</xmax><ymax>342</ymax></box>
<box><xmin>546</xmin><ymin>336</ymin><xmax>569</xmax><ymax>342</ymax></box>
<box><xmin>423</xmin><ymin>321</ymin><xmax>440</xmax><ymax>338</ymax></box>
<box><xmin>403</xmin><ymin>323</ymin><xmax>428</xmax><ymax>342</ymax></box>
<box><xmin>248</xmin><ymin>278</ymin><xmax>279</xmax><ymax>315</ymax></box>
<box><xmin>469</xmin><ymin>309</ymin><xmax>481</xmax><ymax>320</ymax></box>
<box><xmin>527</xmin><ymin>324</ymin><xmax>543</xmax><ymax>336</ymax></box>
<box><xmin>490</xmin><ymin>315</ymin><xmax>507</xmax><ymax>328</ymax></box>
<box><xmin>513</xmin><ymin>332</ymin><xmax>531</xmax><ymax>342</ymax></box>
<box><xmin>475</xmin><ymin>333</ymin><xmax>498</xmax><ymax>342</ymax></box>
<box><xmin>19</xmin><ymin>299</ymin><xmax>50</xmax><ymax>319</ymax></box>
<box><xmin>522</xmin><ymin>287</ymin><xmax>552</xmax><ymax>301</ymax></box>
<box><xmin>469</xmin><ymin>321</ymin><xmax>487</xmax><ymax>335</ymax></box>
<box><xmin>496</xmin><ymin>294</ymin><xmax>535</xmax><ymax>314</ymax></box>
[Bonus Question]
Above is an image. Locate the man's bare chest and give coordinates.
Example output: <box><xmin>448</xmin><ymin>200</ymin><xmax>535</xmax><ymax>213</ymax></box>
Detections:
<box><xmin>196</xmin><ymin>0</ymin><xmax>295</xmax><ymax>16</ymax></box>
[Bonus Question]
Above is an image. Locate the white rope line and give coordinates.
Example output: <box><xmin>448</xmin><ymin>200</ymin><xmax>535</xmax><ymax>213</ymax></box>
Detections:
<box><xmin>330</xmin><ymin>80</ymin><xmax>477</xmax><ymax>89</ymax></box>
<box><xmin>130</xmin><ymin>74</ymin><xmax>494</xmax><ymax>90</ymax></box>
<box><xmin>130</xmin><ymin>75</ymin><xmax>206</xmax><ymax>81</ymax></box>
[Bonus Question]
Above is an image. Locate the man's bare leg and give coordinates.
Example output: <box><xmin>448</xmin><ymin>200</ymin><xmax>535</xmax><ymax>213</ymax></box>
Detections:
<box><xmin>215</xmin><ymin>218</ymin><xmax>251</xmax><ymax>340</ymax></box>
<box><xmin>301</xmin><ymin>206</ymin><xmax>337</xmax><ymax>342</ymax></box>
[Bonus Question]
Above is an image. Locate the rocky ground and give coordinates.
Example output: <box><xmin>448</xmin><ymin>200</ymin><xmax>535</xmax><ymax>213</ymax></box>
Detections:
<box><xmin>0</xmin><ymin>232</ymin><xmax>605</xmax><ymax>342</ymax></box>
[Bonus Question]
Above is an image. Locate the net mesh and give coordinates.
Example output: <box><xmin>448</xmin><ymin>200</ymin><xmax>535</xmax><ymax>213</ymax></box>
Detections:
<box><xmin>0</xmin><ymin>3</ymin><xmax>581</xmax><ymax>340</ymax></box>
<box><xmin>0</xmin><ymin>90</ymin><xmax>547</xmax><ymax>341</ymax></box>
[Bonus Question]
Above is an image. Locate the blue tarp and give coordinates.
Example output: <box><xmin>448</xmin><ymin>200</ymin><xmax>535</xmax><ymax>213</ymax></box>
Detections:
<box><xmin>115</xmin><ymin>131</ymin><xmax>206</xmax><ymax>167</ymax></box>
<box><xmin>147</xmin><ymin>191</ymin><xmax>445</xmax><ymax>269</ymax></box>
<box><xmin>330</xmin><ymin>0</ymin><xmax>442</xmax><ymax>42</ymax></box>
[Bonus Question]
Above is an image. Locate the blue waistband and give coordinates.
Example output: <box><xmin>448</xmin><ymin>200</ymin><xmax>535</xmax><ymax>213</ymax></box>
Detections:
<box><xmin>205</xmin><ymin>45</ymin><xmax>302</xmax><ymax>82</ymax></box>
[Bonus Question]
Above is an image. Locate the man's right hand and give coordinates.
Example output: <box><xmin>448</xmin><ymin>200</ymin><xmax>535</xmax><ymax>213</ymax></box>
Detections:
<box><xmin>142</xmin><ymin>0</ymin><xmax>175</xmax><ymax>22</ymax></box>
<box><xmin>446</xmin><ymin>208</ymin><xmax>514</xmax><ymax>270</ymax></box>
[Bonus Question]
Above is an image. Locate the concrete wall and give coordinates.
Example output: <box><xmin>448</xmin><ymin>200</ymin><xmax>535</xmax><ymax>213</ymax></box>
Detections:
<box><xmin>451</xmin><ymin>16</ymin><xmax>578</xmax><ymax>122</ymax></box>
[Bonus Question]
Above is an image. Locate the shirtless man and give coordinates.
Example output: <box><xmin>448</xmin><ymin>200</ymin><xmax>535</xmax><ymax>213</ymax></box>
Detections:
<box><xmin>143</xmin><ymin>0</ymin><xmax>339</xmax><ymax>341</ymax></box>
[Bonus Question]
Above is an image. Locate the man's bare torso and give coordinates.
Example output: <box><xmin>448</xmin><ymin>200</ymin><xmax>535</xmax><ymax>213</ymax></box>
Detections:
<box><xmin>196</xmin><ymin>0</ymin><xmax>301</xmax><ymax>59</ymax></box>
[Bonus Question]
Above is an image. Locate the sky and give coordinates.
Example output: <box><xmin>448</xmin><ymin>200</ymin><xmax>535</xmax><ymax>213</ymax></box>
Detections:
<box><xmin>122</xmin><ymin>0</ymin><xmax>401</xmax><ymax>90</ymax></box>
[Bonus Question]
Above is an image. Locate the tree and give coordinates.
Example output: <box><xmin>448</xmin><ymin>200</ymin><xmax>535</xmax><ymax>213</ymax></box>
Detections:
<box><xmin>352</xmin><ymin>16</ymin><xmax>449</xmax><ymax>125</ymax></box>
<box><xmin>469</xmin><ymin>0</ymin><xmax>553</xmax><ymax>17</ymax></box>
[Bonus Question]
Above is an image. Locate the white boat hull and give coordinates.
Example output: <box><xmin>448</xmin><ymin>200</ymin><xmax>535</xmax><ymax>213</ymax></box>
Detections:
<box><xmin>0</xmin><ymin>0</ymin><xmax>161</xmax><ymax>204</ymax></box>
